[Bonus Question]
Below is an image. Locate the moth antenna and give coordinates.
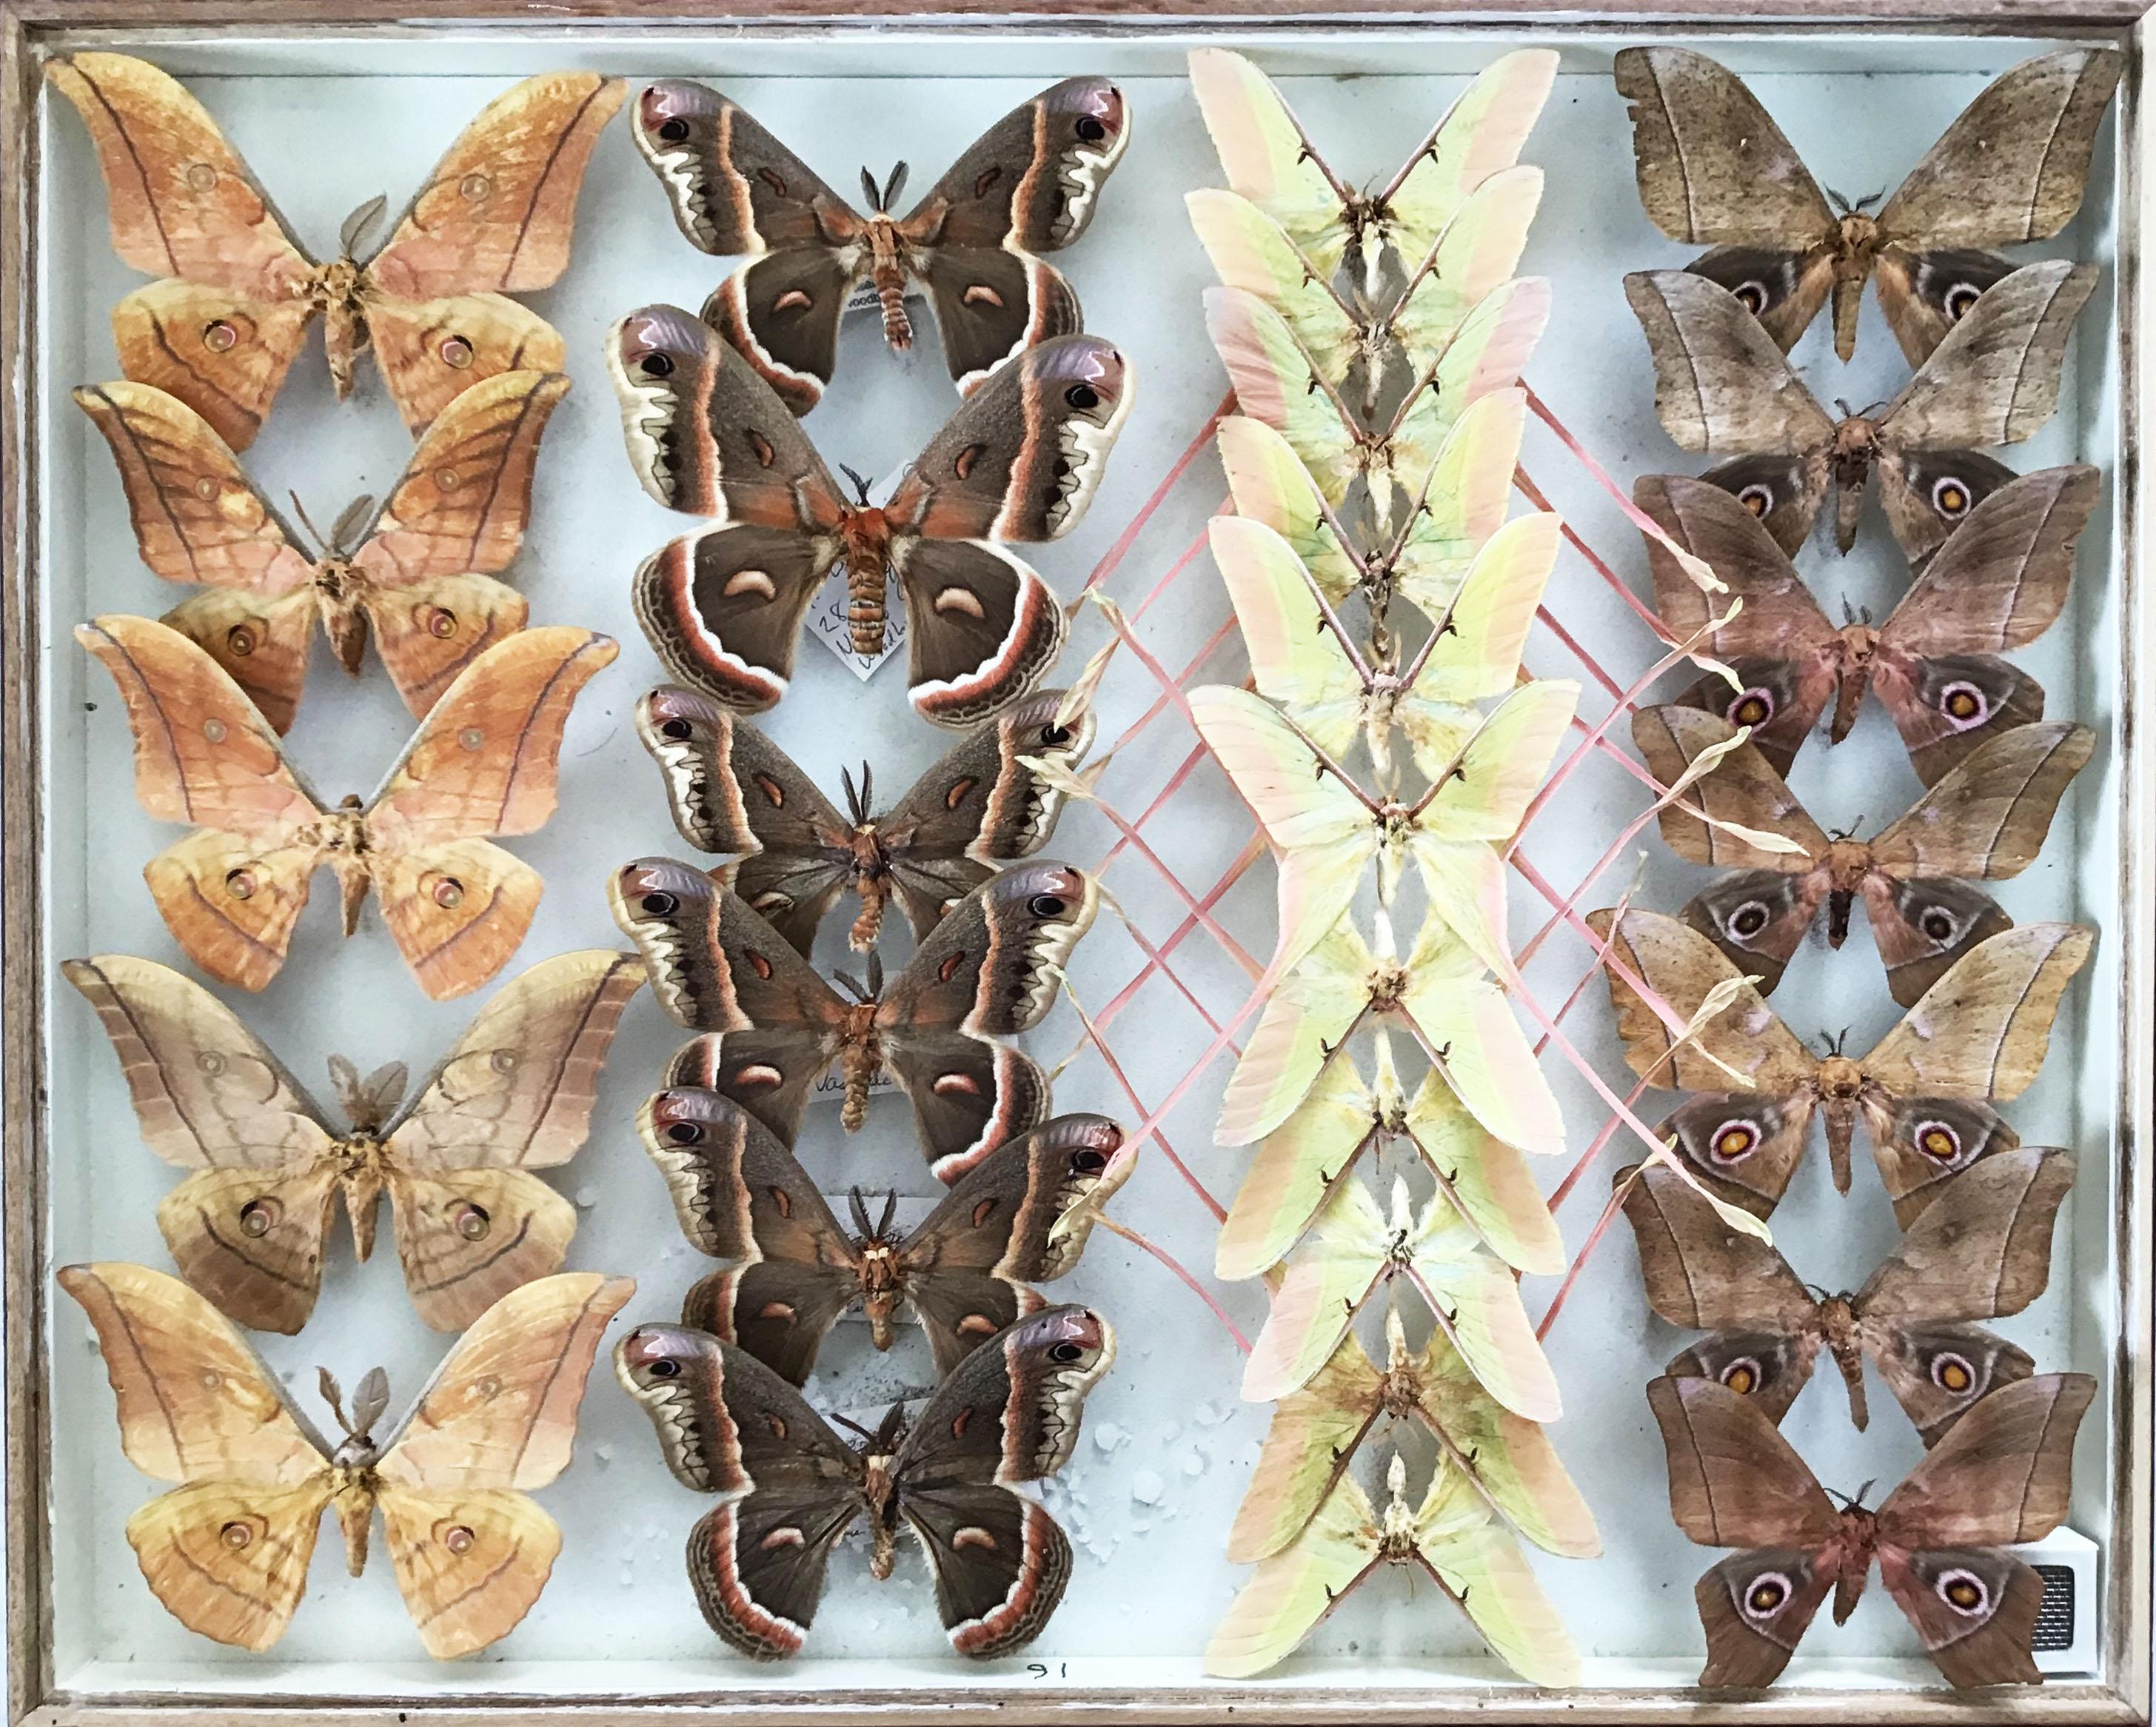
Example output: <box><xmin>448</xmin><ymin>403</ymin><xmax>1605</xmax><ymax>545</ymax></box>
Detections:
<box><xmin>882</xmin><ymin>161</ymin><xmax>909</xmax><ymax>212</ymax></box>
<box><xmin>877</xmin><ymin>1189</ymin><xmax>897</xmax><ymax>1237</ymax></box>
<box><xmin>859</xmin><ymin>164</ymin><xmax>882</xmax><ymax>211</ymax></box>
<box><xmin>831</xmin><ymin>968</ymin><xmax>869</xmax><ymax>1003</ymax></box>
<box><xmin>288</xmin><ymin>491</ymin><xmax>331</xmax><ymax>555</ymax></box>
<box><xmin>1825</xmin><ymin>186</ymin><xmax>1850</xmax><ymax>216</ymax></box>
<box><xmin>830</xmin><ymin>1409</ymin><xmax>880</xmax><ymax>1446</ymax></box>
<box><xmin>866</xmin><ymin>952</ymin><xmax>885</xmax><ymax>999</ymax></box>
<box><xmin>838</xmin><ymin>464</ymin><xmax>875</xmax><ymax>507</ymax></box>
<box><xmin>877</xmin><ymin>1401</ymin><xmax>909</xmax><ymax>1449</ymax></box>
<box><xmin>338</xmin><ymin>192</ymin><xmax>389</xmax><ymax>258</ymax></box>
<box><xmin>847</xmin><ymin>1186</ymin><xmax>874</xmax><ymax>1237</ymax></box>
<box><xmin>858</xmin><ymin>761</ymin><xmax>874</xmax><ymax>820</ymax></box>
<box><xmin>317</xmin><ymin>1367</ymin><xmax>349</xmax><ymax>1434</ymax></box>
<box><xmin>840</xmin><ymin>764</ymin><xmax>865</xmax><ymax>827</ymax></box>
<box><xmin>1852</xmin><ymin>190</ymin><xmax>1883</xmax><ymax>215</ymax></box>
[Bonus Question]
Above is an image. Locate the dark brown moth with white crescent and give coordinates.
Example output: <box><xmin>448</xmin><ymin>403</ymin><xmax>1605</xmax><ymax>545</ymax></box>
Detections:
<box><xmin>1616</xmin><ymin>46</ymin><xmax>2121</xmax><ymax>364</ymax></box>
<box><xmin>64</xmin><ymin>949</ymin><xmax>643</xmax><ymax>1333</ymax></box>
<box><xmin>614</xmin><ymin>1304</ymin><xmax>1114</xmax><ymax>1659</ymax></box>
<box><xmin>638</xmin><ymin>1093</ymin><xmax>1128</xmax><ymax>1381</ymax></box>
<box><xmin>610</xmin><ymin>859</ymin><xmax>1095</xmax><ymax>1181</ymax></box>
<box><xmin>1634</xmin><ymin>705</ymin><xmax>2090</xmax><ymax>1004</ymax></box>
<box><xmin>629</xmin><ymin>77</ymin><xmax>1130</xmax><ymax>412</ymax></box>
<box><xmin>1591</xmin><ymin>909</ymin><xmax>2092</xmax><ymax>1222</ymax></box>
<box><xmin>610</xmin><ymin>307</ymin><xmax>1133</xmax><ymax>726</ymax></box>
<box><xmin>1649</xmin><ymin>1372</ymin><xmax>2095</xmax><ymax>1688</ymax></box>
<box><xmin>1622</xmin><ymin>1149</ymin><xmax>2073</xmax><ymax>1445</ymax></box>
<box><xmin>635</xmin><ymin>682</ymin><xmax>1096</xmax><ymax>954</ymax></box>
<box><xmin>1638</xmin><ymin>467</ymin><xmax>2092</xmax><ymax>786</ymax></box>
<box><xmin>1627</xmin><ymin>261</ymin><xmax>2095</xmax><ymax>558</ymax></box>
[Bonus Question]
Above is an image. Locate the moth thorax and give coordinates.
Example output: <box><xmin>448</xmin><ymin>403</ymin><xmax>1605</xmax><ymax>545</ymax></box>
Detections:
<box><xmin>1824</xmin><ymin>837</ymin><xmax>1873</xmax><ymax>890</ymax></box>
<box><xmin>1831</xmin><ymin>416</ymin><xmax>1880</xmax><ymax>469</ymax></box>
<box><xmin>1816</xmin><ymin>1055</ymin><xmax>1865</xmax><ymax>1100</ymax></box>
<box><xmin>1818</xmin><ymin>1294</ymin><xmax>1861</xmax><ymax>1360</ymax></box>
<box><xmin>1367</xmin><ymin>961</ymin><xmax>1411</xmax><ymax>1015</ymax></box>
<box><xmin>863</xmin><ymin>1454</ymin><xmax>900</xmax><ymax>1580</ymax></box>
<box><xmin>312</xmin><ymin>255</ymin><xmax>366</xmax><ymax>310</ymax></box>
<box><xmin>839</xmin><ymin>512</ymin><xmax>894</xmax><ymax>656</ymax></box>
<box><xmin>858</xmin><ymin>1243</ymin><xmax>903</xmax><ymax>1349</ymax></box>
<box><xmin>1835</xmin><ymin>212</ymin><xmax>1881</xmax><ymax>264</ymax></box>
<box><xmin>1376</xmin><ymin>1369</ymin><xmax>1422</xmax><ymax>1421</ymax></box>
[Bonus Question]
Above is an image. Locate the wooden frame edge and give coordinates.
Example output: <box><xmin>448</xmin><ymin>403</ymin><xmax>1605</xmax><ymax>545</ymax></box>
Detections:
<box><xmin>2114</xmin><ymin>13</ymin><xmax>2156</xmax><ymax>1726</ymax></box>
<box><xmin>0</xmin><ymin>6</ymin><xmax>2147</xmax><ymax>1723</ymax></box>
<box><xmin>3</xmin><ymin>2</ymin><xmax>51</xmax><ymax>1724</ymax></box>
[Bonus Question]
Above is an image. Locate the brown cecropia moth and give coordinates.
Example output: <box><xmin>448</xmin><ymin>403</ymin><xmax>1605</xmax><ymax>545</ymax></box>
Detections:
<box><xmin>609</xmin><ymin>307</ymin><xmax>1133</xmax><ymax>726</ymax></box>
<box><xmin>614</xmin><ymin>1304</ymin><xmax>1114</xmax><ymax>1659</ymax></box>
<box><xmin>628</xmin><ymin>77</ymin><xmax>1130</xmax><ymax>412</ymax></box>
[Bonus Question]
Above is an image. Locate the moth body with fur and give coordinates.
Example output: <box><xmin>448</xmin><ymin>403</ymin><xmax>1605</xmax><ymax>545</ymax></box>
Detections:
<box><xmin>615</xmin><ymin>1305</ymin><xmax>1114</xmax><ymax>1658</ymax></box>
<box><xmin>635</xmin><ymin>683</ymin><xmax>1096</xmax><ymax>953</ymax></box>
<box><xmin>47</xmin><ymin>53</ymin><xmax>623</xmax><ymax>448</ymax></box>
<box><xmin>1615</xmin><ymin>46</ymin><xmax>2120</xmax><ymax>365</ymax></box>
<box><xmin>631</xmin><ymin>77</ymin><xmax>1130</xmax><ymax>410</ymax></box>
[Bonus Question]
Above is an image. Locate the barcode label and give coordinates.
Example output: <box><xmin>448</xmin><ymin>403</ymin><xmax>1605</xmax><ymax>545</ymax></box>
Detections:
<box><xmin>2032</xmin><ymin>1564</ymin><xmax>2075</xmax><ymax>1651</ymax></box>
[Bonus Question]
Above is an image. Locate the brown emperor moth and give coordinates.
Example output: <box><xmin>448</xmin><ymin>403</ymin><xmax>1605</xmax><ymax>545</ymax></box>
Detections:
<box><xmin>1637</xmin><ymin>467</ymin><xmax>2094</xmax><ymax>785</ymax></box>
<box><xmin>1622</xmin><ymin>1149</ymin><xmax>2074</xmax><ymax>1444</ymax></box>
<box><xmin>1634</xmin><ymin>704</ymin><xmax>2091</xmax><ymax>1005</ymax></box>
<box><xmin>1649</xmin><ymin>1372</ymin><xmax>2094</xmax><ymax>1687</ymax></box>
<box><xmin>1591</xmin><ymin>908</ymin><xmax>2091</xmax><ymax>1222</ymax></box>
<box><xmin>1616</xmin><ymin>46</ymin><xmax>2121</xmax><ymax>364</ymax></box>
<box><xmin>1627</xmin><ymin>261</ymin><xmax>2095</xmax><ymax>558</ymax></box>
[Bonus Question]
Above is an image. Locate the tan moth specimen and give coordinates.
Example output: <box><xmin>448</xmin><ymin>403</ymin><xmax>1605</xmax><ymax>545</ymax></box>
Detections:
<box><xmin>66</xmin><ymin>950</ymin><xmax>643</xmax><ymax>1333</ymax></box>
<box><xmin>60</xmin><ymin>1264</ymin><xmax>632</xmax><ymax>1657</ymax></box>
